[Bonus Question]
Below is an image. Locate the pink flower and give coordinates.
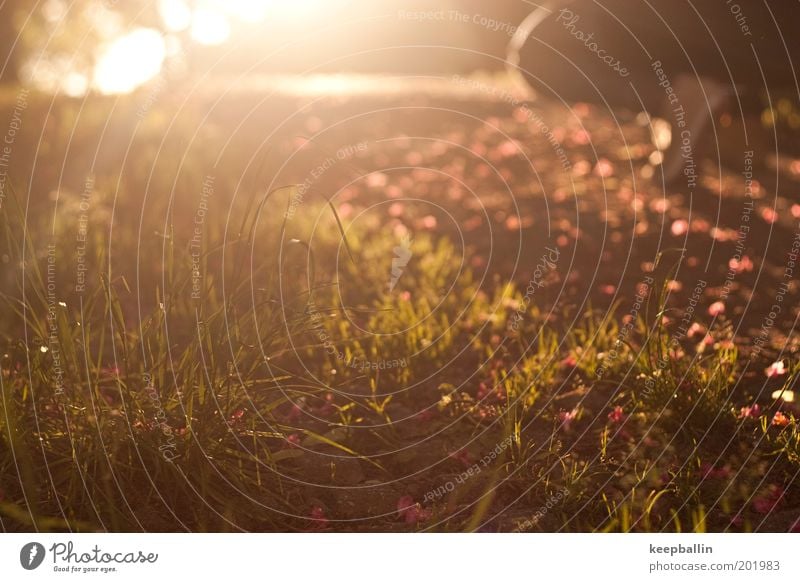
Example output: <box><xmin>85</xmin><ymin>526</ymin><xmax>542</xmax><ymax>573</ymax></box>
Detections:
<box><xmin>449</xmin><ymin>449</ymin><xmax>475</xmax><ymax>467</ymax></box>
<box><xmin>558</xmin><ymin>408</ymin><xmax>578</xmax><ymax>431</ymax></box>
<box><xmin>765</xmin><ymin>361</ymin><xmax>787</xmax><ymax>378</ymax></box>
<box><xmin>414</xmin><ymin>408</ymin><xmax>436</xmax><ymax>423</ymax></box>
<box><xmin>100</xmin><ymin>366</ymin><xmax>121</xmax><ymax>377</ymax></box>
<box><xmin>666</xmin><ymin>279</ymin><xmax>683</xmax><ymax>292</ymax></box>
<box><xmin>310</xmin><ymin>506</ymin><xmax>326</xmax><ymax>519</ymax></box>
<box><xmin>498</xmin><ymin>140</ymin><xmax>520</xmax><ymax>157</ymax></box>
<box><xmin>739</xmin><ymin>403</ymin><xmax>761</xmax><ymax>419</ymax></box>
<box><xmin>388</xmin><ymin>202</ymin><xmax>404</xmax><ymax>217</ymax></box>
<box><xmin>761</xmin><ymin>207</ymin><xmax>778</xmax><ymax>224</ymax></box>
<box><xmin>700</xmin><ymin>464</ymin><xmax>731</xmax><ymax>480</ymax></box>
<box><xmin>420</xmin><ymin>215</ymin><xmax>437</xmax><ymax>229</ymax></box>
<box><xmin>397</xmin><ymin>495</ymin><xmax>430</xmax><ymax>524</ymax></box>
<box><xmin>285</xmin><ymin>433</ymin><xmax>301</xmax><ymax>448</ymax></box>
<box><xmin>308</xmin><ymin>506</ymin><xmax>329</xmax><ymax>530</ymax></box>
<box><xmin>594</xmin><ymin>158</ymin><xmax>615</xmax><ymax>178</ymax></box>
<box><xmin>286</xmin><ymin>403</ymin><xmax>304</xmax><ymax>422</ymax></box>
<box><xmin>670</xmin><ymin>219</ymin><xmax>688</xmax><ymax>236</ymax></box>
<box><xmin>708</xmin><ymin>301</ymin><xmax>726</xmax><ymax>317</ymax></box>
<box><xmin>687</xmin><ymin>322</ymin><xmax>705</xmax><ymax>338</ymax></box>
<box><xmin>367</xmin><ymin>172</ymin><xmax>388</xmax><ymax>188</ymax></box>
<box><xmin>772</xmin><ymin>411</ymin><xmax>790</xmax><ymax>427</ymax></box>
<box><xmin>729</xmin><ymin>256</ymin><xmax>753</xmax><ymax>273</ymax></box>
<box><xmin>753</xmin><ymin>486</ymin><xmax>784</xmax><ymax>514</ymax></box>
<box><xmin>397</xmin><ymin>495</ymin><xmax>415</xmax><ymax>515</ymax></box>
<box><xmin>314</xmin><ymin>393</ymin><xmax>335</xmax><ymax>418</ymax></box>
<box><xmin>607</xmin><ymin>406</ymin><xmax>627</xmax><ymax>424</ymax></box>
<box><xmin>561</xmin><ymin>355</ymin><xmax>577</xmax><ymax>368</ymax></box>
<box><xmin>571</xmin><ymin>129</ymin><xmax>591</xmax><ymax>145</ymax></box>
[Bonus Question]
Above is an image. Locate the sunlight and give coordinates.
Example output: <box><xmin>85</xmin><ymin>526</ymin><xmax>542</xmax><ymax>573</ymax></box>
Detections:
<box><xmin>159</xmin><ymin>0</ymin><xmax>192</xmax><ymax>32</ymax></box>
<box><xmin>190</xmin><ymin>6</ymin><xmax>231</xmax><ymax>46</ymax></box>
<box><xmin>93</xmin><ymin>28</ymin><xmax>166</xmax><ymax>94</ymax></box>
<box><xmin>209</xmin><ymin>0</ymin><xmax>324</xmax><ymax>23</ymax></box>
<box><xmin>87</xmin><ymin>0</ymin><xmax>332</xmax><ymax>94</ymax></box>
<box><xmin>188</xmin><ymin>0</ymin><xmax>325</xmax><ymax>44</ymax></box>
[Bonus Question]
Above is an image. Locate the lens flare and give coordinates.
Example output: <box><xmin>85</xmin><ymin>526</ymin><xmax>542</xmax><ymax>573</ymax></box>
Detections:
<box><xmin>93</xmin><ymin>28</ymin><xmax>166</xmax><ymax>94</ymax></box>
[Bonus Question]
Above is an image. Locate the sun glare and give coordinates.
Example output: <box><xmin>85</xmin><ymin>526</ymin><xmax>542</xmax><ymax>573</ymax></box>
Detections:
<box><xmin>159</xmin><ymin>0</ymin><xmax>192</xmax><ymax>32</ymax></box>
<box><xmin>191</xmin><ymin>7</ymin><xmax>231</xmax><ymax>46</ymax></box>
<box><xmin>89</xmin><ymin>0</ymin><xmax>329</xmax><ymax>94</ymax></box>
<box><xmin>93</xmin><ymin>28</ymin><xmax>166</xmax><ymax>94</ymax></box>
<box><xmin>187</xmin><ymin>0</ymin><xmax>325</xmax><ymax>45</ymax></box>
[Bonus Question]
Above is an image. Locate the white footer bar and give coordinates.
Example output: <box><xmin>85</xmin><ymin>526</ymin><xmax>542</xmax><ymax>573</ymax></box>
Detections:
<box><xmin>1</xmin><ymin>533</ymin><xmax>795</xmax><ymax>581</ymax></box>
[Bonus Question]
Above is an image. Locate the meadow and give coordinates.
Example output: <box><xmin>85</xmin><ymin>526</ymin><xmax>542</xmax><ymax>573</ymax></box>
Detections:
<box><xmin>0</xmin><ymin>84</ymin><xmax>798</xmax><ymax>532</ymax></box>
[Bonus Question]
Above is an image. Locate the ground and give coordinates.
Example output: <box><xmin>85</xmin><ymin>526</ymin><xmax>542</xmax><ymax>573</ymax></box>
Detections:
<box><xmin>0</xmin><ymin>75</ymin><xmax>799</xmax><ymax>532</ymax></box>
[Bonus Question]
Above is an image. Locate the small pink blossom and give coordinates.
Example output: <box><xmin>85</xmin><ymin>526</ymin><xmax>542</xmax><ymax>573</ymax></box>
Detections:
<box><xmin>367</xmin><ymin>172</ymin><xmax>388</xmax><ymax>188</ymax></box>
<box><xmin>708</xmin><ymin>301</ymin><xmax>726</xmax><ymax>317</ymax></box>
<box><xmin>561</xmin><ymin>355</ymin><xmax>577</xmax><ymax>368</ymax></box>
<box><xmin>505</xmin><ymin>215</ymin><xmax>521</xmax><ymax>230</ymax></box>
<box><xmin>772</xmin><ymin>411</ymin><xmax>790</xmax><ymax>427</ymax></box>
<box><xmin>449</xmin><ymin>448</ymin><xmax>475</xmax><ymax>467</ymax></box>
<box><xmin>571</xmin><ymin>129</ymin><xmax>591</xmax><ymax>145</ymax></box>
<box><xmin>739</xmin><ymin>403</ymin><xmax>761</xmax><ymax>419</ymax></box>
<box><xmin>667</xmin><ymin>279</ymin><xmax>683</xmax><ymax>292</ymax></box>
<box><xmin>315</xmin><ymin>393</ymin><xmax>335</xmax><ymax>418</ymax></box>
<box><xmin>286</xmin><ymin>403</ymin><xmax>304</xmax><ymax>422</ymax></box>
<box><xmin>761</xmin><ymin>207</ymin><xmax>778</xmax><ymax>224</ymax></box>
<box><xmin>753</xmin><ymin>486</ymin><xmax>784</xmax><ymax>514</ymax></box>
<box><xmin>414</xmin><ymin>408</ymin><xmax>436</xmax><ymax>423</ymax></box>
<box><xmin>765</xmin><ymin>361</ymin><xmax>787</xmax><ymax>378</ymax></box>
<box><xmin>308</xmin><ymin>506</ymin><xmax>329</xmax><ymax>530</ymax></box>
<box><xmin>498</xmin><ymin>140</ymin><xmax>520</xmax><ymax>157</ymax></box>
<box><xmin>670</xmin><ymin>219</ymin><xmax>689</xmax><ymax>236</ymax></box>
<box><xmin>700</xmin><ymin>464</ymin><xmax>731</xmax><ymax>480</ymax></box>
<box><xmin>397</xmin><ymin>495</ymin><xmax>430</xmax><ymax>524</ymax></box>
<box><xmin>594</xmin><ymin>158</ymin><xmax>615</xmax><ymax>178</ymax></box>
<box><xmin>420</xmin><ymin>215</ymin><xmax>438</xmax><ymax>229</ymax></box>
<box><xmin>607</xmin><ymin>406</ymin><xmax>627</xmax><ymax>424</ymax></box>
<box><xmin>558</xmin><ymin>408</ymin><xmax>579</xmax><ymax>431</ymax></box>
<box><xmin>687</xmin><ymin>322</ymin><xmax>705</xmax><ymax>338</ymax></box>
<box><xmin>729</xmin><ymin>255</ymin><xmax>753</xmax><ymax>273</ymax></box>
<box><xmin>388</xmin><ymin>202</ymin><xmax>404</xmax><ymax>217</ymax></box>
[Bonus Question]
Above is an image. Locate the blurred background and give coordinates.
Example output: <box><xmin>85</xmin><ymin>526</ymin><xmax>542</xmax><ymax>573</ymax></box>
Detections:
<box><xmin>0</xmin><ymin>0</ymin><xmax>533</xmax><ymax>93</ymax></box>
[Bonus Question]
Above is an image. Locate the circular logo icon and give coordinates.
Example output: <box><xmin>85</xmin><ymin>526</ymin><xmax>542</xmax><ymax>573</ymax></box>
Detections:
<box><xmin>20</xmin><ymin>542</ymin><xmax>46</xmax><ymax>570</ymax></box>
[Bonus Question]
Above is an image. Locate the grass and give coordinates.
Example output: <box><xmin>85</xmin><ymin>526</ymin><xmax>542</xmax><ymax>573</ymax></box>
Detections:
<box><xmin>0</xmin><ymin>89</ymin><xmax>798</xmax><ymax>532</ymax></box>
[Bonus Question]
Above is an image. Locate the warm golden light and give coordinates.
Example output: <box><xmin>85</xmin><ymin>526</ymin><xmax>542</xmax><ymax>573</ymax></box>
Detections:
<box><xmin>93</xmin><ymin>28</ymin><xmax>166</xmax><ymax>94</ymax></box>
<box><xmin>87</xmin><ymin>0</ymin><xmax>332</xmax><ymax>94</ymax></box>
<box><xmin>159</xmin><ymin>0</ymin><xmax>192</xmax><ymax>32</ymax></box>
<box><xmin>190</xmin><ymin>6</ymin><xmax>231</xmax><ymax>46</ymax></box>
